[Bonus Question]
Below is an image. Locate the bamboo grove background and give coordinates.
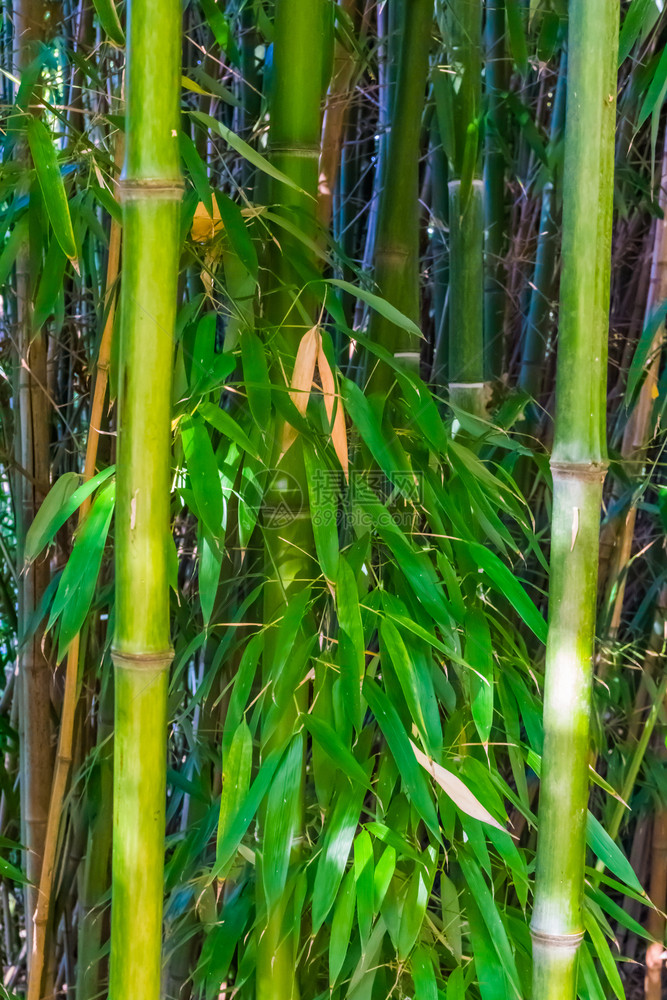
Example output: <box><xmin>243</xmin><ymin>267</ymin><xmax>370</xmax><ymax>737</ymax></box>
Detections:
<box><xmin>1</xmin><ymin>0</ymin><xmax>667</xmax><ymax>998</ymax></box>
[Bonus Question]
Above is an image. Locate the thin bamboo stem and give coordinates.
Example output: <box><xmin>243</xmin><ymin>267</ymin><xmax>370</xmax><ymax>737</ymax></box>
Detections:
<box><xmin>26</xmin><ymin>137</ymin><xmax>122</xmax><ymax>1000</ymax></box>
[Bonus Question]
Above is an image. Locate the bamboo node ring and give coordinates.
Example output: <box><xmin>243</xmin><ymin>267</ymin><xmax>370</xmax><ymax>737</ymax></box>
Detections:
<box><xmin>118</xmin><ymin>179</ymin><xmax>185</xmax><ymax>201</ymax></box>
<box><xmin>550</xmin><ymin>460</ymin><xmax>608</xmax><ymax>483</ymax></box>
<box><xmin>530</xmin><ymin>928</ymin><xmax>585</xmax><ymax>949</ymax></box>
<box><xmin>111</xmin><ymin>648</ymin><xmax>175</xmax><ymax>670</ymax></box>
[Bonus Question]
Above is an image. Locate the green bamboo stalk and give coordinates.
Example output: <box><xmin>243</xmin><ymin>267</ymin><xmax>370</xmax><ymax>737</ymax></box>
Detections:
<box><xmin>255</xmin><ymin>4</ymin><xmax>326</xmax><ymax>999</ymax></box>
<box><xmin>518</xmin><ymin>50</ymin><xmax>567</xmax><ymax>431</ymax></box>
<box><xmin>445</xmin><ymin>0</ymin><xmax>485</xmax><ymax>416</ymax></box>
<box><xmin>108</xmin><ymin>0</ymin><xmax>182</xmax><ymax>994</ymax></box>
<box><xmin>366</xmin><ymin>0</ymin><xmax>432</xmax><ymax>393</ymax></box>
<box><xmin>483</xmin><ymin>0</ymin><xmax>509</xmax><ymax>380</ymax></box>
<box><xmin>530</xmin><ymin>3</ymin><xmax>619</xmax><ymax>997</ymax></box>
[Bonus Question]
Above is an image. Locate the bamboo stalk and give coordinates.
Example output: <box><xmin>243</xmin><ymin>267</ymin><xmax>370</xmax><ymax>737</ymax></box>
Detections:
<box><xmin>600</xmin><ymin>132</ymin><xmax>667</xmax><ymax>635</ymax></box>
<box><xmin>27</xmin><ymin>136</ymin><xmax>122</xmax><ymax>1000</ymax></box>
<box><xmin>256</xmin><ymin>3</ymin><xmax>326</xmax><ymax>999</ymax></box>
<box><xmin>445</xmin><ymin>0</ymin><xmax>485</xmax><ymax>416</ymax></box>
<box><xmin>531</xmin><ymin>4</ymin><xmax>619</xmax><ymax>997</ymax></box>
<box><xmin>108</xmin><ymin>0</ymin><xmax>182</xmax><ymax>994</ymax></box>
<box><xmin>483</xmin><ymin>0</ymin><xmax>509</xmax><ymax>380</ymax></box>
<box><xmin>366</xmin><ymin>0</ymin><xmax>432</xmax><ymax>393</ymax></box>
<box><xmin>13</xmin><ymin>0</ymin><xmax>54</xmax><ymax>975</ymax></box>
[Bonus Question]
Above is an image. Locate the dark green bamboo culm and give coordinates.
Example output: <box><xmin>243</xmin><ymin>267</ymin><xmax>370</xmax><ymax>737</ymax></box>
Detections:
<box><xmin>367</xmin><ymin>0</ymin><xmax>432</xmax><ymax>393</ymax></box>
<box><xmin>445</xmin><ymin>0</ymin><xmax>486</xmax><ymax>416</ymax></box>
<box><xmin>518</xmin><ymin>49</ymin><xmax>567</xmax><ymax>433</ymax></box>
<box><xmin>256</xmin><ymin>3</ymin><xmax>327</xmax><ymax>999</ymax></box>
<box><xmin>483</xmin><ymin>0</ymin><xmax>509</xmax><ymax>380</ymax></box>
<box><xmin>108</xmin><ymin>0</ymin><xmax>182</xmax><ymax>992</ymax></box>
<box><xmin>531</xmin><ymin>3</ymin><xmax>619</xmax><ymax>997</ymax></box>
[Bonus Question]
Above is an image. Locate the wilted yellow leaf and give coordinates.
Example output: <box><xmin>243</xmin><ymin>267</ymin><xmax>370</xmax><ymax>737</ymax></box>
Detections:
<box><xmin>191</xmin><ymin>200</ymin><xmax>223</xmax><ymax>243</ymax></box>
<box><xmin>317</xmin><ymin>342</ymin><xmax>348</xmax><ymax>480</ymax></box>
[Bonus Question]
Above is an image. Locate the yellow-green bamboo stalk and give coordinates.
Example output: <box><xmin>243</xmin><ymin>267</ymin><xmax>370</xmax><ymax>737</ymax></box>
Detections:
<box><xmin>108</xmin><ymin>0</ymin><xmax>182</xmax><ymax>994</ymax></box>
<box><xmin>530</xmin><ymin>3</ymin><xmax>619</xmax><ymax>997</ymax></box>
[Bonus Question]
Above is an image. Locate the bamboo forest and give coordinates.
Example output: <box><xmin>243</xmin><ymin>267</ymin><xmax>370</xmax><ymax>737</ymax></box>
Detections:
<box><xmin>5</xmin><ymin>0</ymin><xmax>667</xmax><ymax>998</ymax></box>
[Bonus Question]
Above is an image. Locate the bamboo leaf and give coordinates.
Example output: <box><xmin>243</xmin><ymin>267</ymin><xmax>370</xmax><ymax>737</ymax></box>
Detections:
<box><xmin>191</xmin><ymin>111</ymin><xmax>312</xmax><ymax>198</ymax></box>
<box><xmin>181</xmin><ymin>413</ymin><xmax>224</xmax><ymax>541</ymax></box>
<box><xmin>336</xmin><ymin>555</ymin><xmax>364</xmax><ymax>732</ymax></box>
<box><xmin>49</xmin><ymin>482</ymin><xmax>115</xmax><ymax>660</ymax></box>
<box><xmin>240</xmin><ymin>329</ymin><xmax>271</xmax><ymax>429</ymax></box>
<box><xmin>27</xmin><ymin>119</ymin><xmax>79</xmax><ymax>269</ymax></box>
<box><xmin>363</xmin><ymin>679</ymin><xmax>440</xmax><ymax>838</ymax></box>
<box><xmin>583</xmin><ymin>906</ymin><xmax>625</xmax><ymax>1000</ymax></box>
<box><xmin>199</xmin><ymin>401</ymin><xmax>260</xmax><ymax>460</ymax></box>
<box><xmin>411</xmin><ymin>741</ymin><xmax>506</xmax><ymax>831</ymax></box>
<box><xmin>411</xmin><ymin>946</ymin><xmax>437</xmax><ymax>1000</ymax></box>
<box><xmin>311</xmin><ymin>778</ymin><xmax>366</xmax><ymax>931</ymax></box>
<box><xmin>303</xmin><ymin>444</ymin><xmax>339</xmax><ymax>582</ymax></box>
<box><xmin>468</xmin><ymin>542</ymin><xmax>547</xmax><ymax>642</ymax></box>
<box><xmin>262</xmin><ymin>734</ymin><xmax>303</xmax><ymax>908</ymax></box>
<box><xmin>327</xmin><ymin>279</ymin><xmax>422</xmax><ymax>338</ymax></box>
<box><xmin>301</xmin><ymin>714</ymin><xmax>371</xmax><ymax>790</ymax></box>
<box><xmin>505</xmin><ymin>0</ymin><xmax>529</xmax><ymax>75</ymax></box>
<box><xmin>92</xmin><ymin>0</ymin><xmax>124</xmax><ymax>45</ymax></box>
<box><xmin>586</xmin><ymin>813</ymin><xmax>643</xmax><ymax>893</ymax></box>
<box><xmin>329</xmin><ymin>866</ymin><xmax>356</xmax><ymax>985</ymax></box>
<box><xmin>216</xmin><ymin>721</ymin><xmax>252</xmax><ymax>862</ymax></box>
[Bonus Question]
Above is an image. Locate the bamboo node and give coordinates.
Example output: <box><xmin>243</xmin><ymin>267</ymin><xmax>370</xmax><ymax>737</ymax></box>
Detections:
<box><xmin>118</xmin><ymin>179</ymin><xmax>184</xmax><ymax>201</ymax></box>
<box><xmin>530</xmin><ymin>927</ymin><xmax>584</xmax><ymax>949</ymax></box>
<box><xmin>110</xmin><ymin>648</ymin><xmax>174</xmax><ymax>671</ymax></box>
<box><xmin>550</xmin><ymin>460</ymin><xmax>608</xmax><ymax>483</ymax></box>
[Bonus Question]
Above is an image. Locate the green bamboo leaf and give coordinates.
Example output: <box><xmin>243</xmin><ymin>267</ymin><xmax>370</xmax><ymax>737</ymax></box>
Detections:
<box><xmin>304</xmin><ymin>445</ymin><xmax>339</xmax><ymax>583</ymax></box>
<box><xmin>586</xmin><ymin>886</ymin><xmax>653</xmax><ymax>943</ymax></box>
<box><xmin>179</xmin><ymin>132</ymin><xmax>212</xmax><ymax>214</ymax></box>
<box><xmin>0</xmin><ymin>215</ymin><xmax>29</xmax><ymax>288</ymax></box>
<box><xmin>216</xmin><ymin>721</ymin><xmax>252</xmax><ymax>862</ymax></box>
<box><xmin>191</xmin><ymin>111</ymin><xmax>312</xmax><ymax>198</ymax></box>
<box><xmin>582</xmin><ymin>906</ymin><xmax>625</xmax><ymax>1000</ymax></box>
<box><xmin>336</xmin><ymin>555</ymin><xmax>364</xmax><ymax>732</ymax></box>
<box><xmin>586</xmin><ymin>813</ymin><xmax>643</xmax><ymax>893</ymax></box>
<box><xmin>506</xmin><ymin>0</ymin><xmax>529</xmax><ymax>75</ymax></box>
<box><xmin>354</xmin><ymin>829</ymin><xmax>374</xmax><ymax>945</ymax></box>
<box><xmin>578</xmin><ymin>942</ymin><xmax>608</xmax><ymax>1000</ymax></box>
<box><xmin>25</xmin><ymin>471</ymin><xmax>82</xmax><ymax>560</ymax></box>
<box><xmin>199</xmin><ymin>530</ymin><xmax>222</xmax><ymax>627</ymax></box>
<box><xmin>466</xmin><ymin>606</ymin><xmax>494</xmax><ymax>746</ymax></box>
<box><xmin>301</xmin><ymin>715</ymin><xmax>371</xmax><ymax>791</ymax></box>
<box><xmin>329</xmin><ymin>866</ymin><xmax>356</xmax><ymax>986</ymax></box>
<box><xmin>373</xmin><ymin>845</ymin><xmax>396</xmax><ymax>912</ymax></box>
<box><xmin>263</xmin><ymin>734</ymin><xmax>303</xmax><ymax>908</ymax></box>
<box><xmin>397</xmin><ymin>849</ymin><xmax>437</xmax><ymax>960</ymax></box>
<box><xmin>441</xmin><ymin>873</ymin><xmax>462</xmax><ymax>963</ymax></box>
<box><xmin>33</xmin><ymin>238</ymin><xmax>67</xmax><ymax>333</ymax></box>
<box><xmin>27</xmin><ymin>119</ymin><xmax>79</xmax><ymax>269</ymax></box>
<box><xmin>214</xmin><ymin>743</ymin><xmax>284</xmax><ymax>877</ymax></box>
<box><xmin>618</xmin><ymin>0</ymin><xmax>654</xmax><ymax>64</ymax></box>
<box><xmin>181</xmin><ymin>413</ymin><xmax>224</xmax><ymax>541</ymax></box>
<box><xmin>363</xmin><ymin>679</ymin><xmax>440</xmax><ymax>839</ymax></box>
<box><xmin>240</xmin><ymin>328</ymin><xmax>271</xmax><ymax>429</ymax></box>
<box><xmin>92</xmin><ymin>0</ymin><xmax>124</xmax><ymax>45</ymax></box>
<box><xmin>379</xmin><ymin>618</ymin><xmax>440</xmax><ymax>756</ymax></box>
<box><xmin>638</xmin><ymin>36</ymin><xmax>667</xmax><ymax>129</ymax></box>
<box><xmin>468</xmin><ymin>542</ymin><xmax>547</xmax><ymax>642</ymax></box>
<box><xmin>199</xmin><ymin>401</ymin><xmax>260</xmax><ymax>460</ymax></box>
<box><xmin>327</xmin><ymin>278</ymin><xmax>422</xmax><ymax>339</ymax></box>
<box><xmin>199</xmin><ymin>0</ymin><xmax>238</xmax><ymax>60</ymax></box>
<box><xmin>0</xmin><ymin>854</ymin><xmax>28</xmax><ymax>884</ymax></box>
<box><xmin>48</xmin><ymin>482</ymin><xmax>115</xmax><ymax>660</ymax></box>
<box><xmin>411</xmin><ymin>946</ymin><xmax>437</xmax><ymax>1000</ymax></box>
<box><xmin>446</xmin><ymin>966</ymin><xmax>465</xmax><ymax>1000</ymax></box>
<box><xmin>223</xmin><ymin>631</ymin><xmax>263</xmax><ymax>757</ymax></box>
<box><xmin>312</xmin><ymin>778</ymin><xmax>366</xmax><ymax>931</ymax></box>
<box><xmin>465</xmin><ymin>890</ymin><xmax>512</xmax><ymax>1000</ymax></box>
<box><xmin>459</xmin><ymin>856</ymin><xmax>521</xmax><ymax>996</ymax></box>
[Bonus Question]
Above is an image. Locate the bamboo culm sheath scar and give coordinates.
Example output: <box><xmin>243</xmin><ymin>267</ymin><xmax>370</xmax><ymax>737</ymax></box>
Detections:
<box><xmin>109</xmin><ymin>0</ymin><xmax>182</xmax><ymax>994</ymax></box>
<box><xmin>531</xmin><ymin>2</ymin><xmax>620</xmax><ymax>997</ymax></box>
